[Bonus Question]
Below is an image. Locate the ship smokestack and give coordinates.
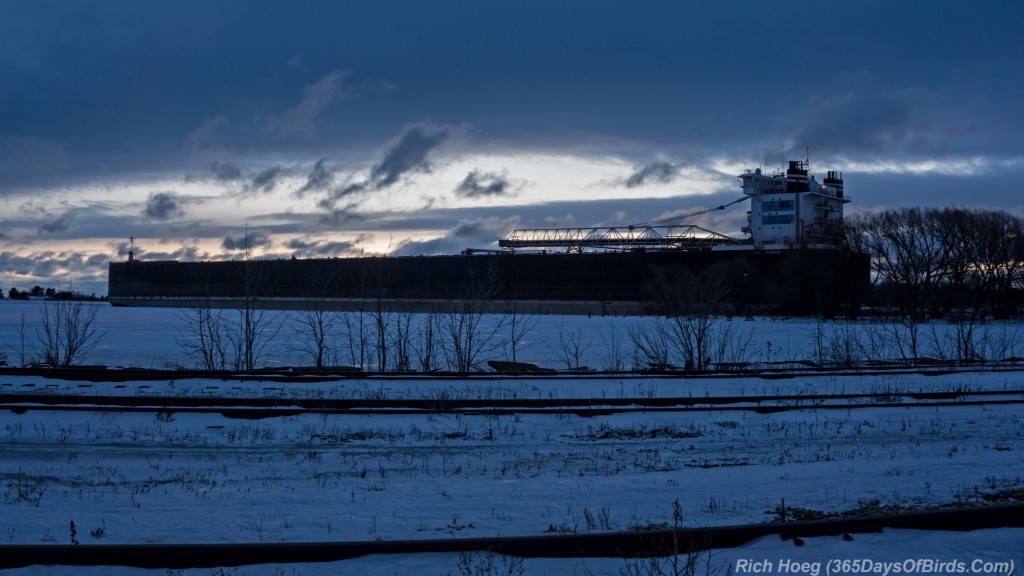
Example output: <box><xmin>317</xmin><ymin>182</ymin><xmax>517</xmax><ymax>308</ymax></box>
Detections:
<box><xmin>823</xmin><ymin>170</ymin><xmax>844</xmax><ymax>199</ymax></box>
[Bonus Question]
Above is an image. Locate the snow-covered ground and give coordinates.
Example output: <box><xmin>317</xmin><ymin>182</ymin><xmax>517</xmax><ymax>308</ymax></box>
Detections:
<box><xmin>2</xmin><ymin>301</ymin><xmax>1023</xmax><ymax>575</ymax></box>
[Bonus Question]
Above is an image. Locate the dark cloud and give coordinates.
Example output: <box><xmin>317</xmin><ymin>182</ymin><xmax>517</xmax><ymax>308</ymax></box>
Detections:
<box><xmin>120</xmin><ymin>243</ymin><xmax>209</xmax><ymax>263</ymax></box>
<box><xmin>792</xmin><ymin>92</ymin><xmax>933</xmax><ymax>157</ymax></box>
<box><xmin>210</xmin><ymin>161</ymin><xmax>243</xmax><ymax>182</ymax></box>
<box><xmin>184</xmin><ymin>116</ymin><xmax>230</xmax><ymax>155</ymax></box>
<box><xmin>1</xmin><ymin>2</ymin><xmax>1020</xmax><ymax>195</ymax></box>
<box><xmin>0</xmin><ymin>249</ymin><xmax>109</xmax><ymax>295</ymax></box>
<box><xmin>298</xmin><ymin>158</ymin><xmax>335</xmax><ymax>195</ymax></box>
<box><xmin>392</xmin><ymin>216</ymin><xmax>519</xmax><ymax>256</ymax></box>
<box><xmin>0</xmin><ymin>252</ymin><xmax>35</xmax><ymax>276</ymax></box>
<box><xmin>624</xmin><ymin>161</ymin><xmax>685</xmax><ymax>188</ymax></box>
<box><xmin>316</xmin><ymin>182</ymin><xmax>367</xmax><ymax>211</ymax></box>
<box><xmin>317</xmin><ymin>191</ymin><xmax>747</xmax><ymax>239</ymax></box>
<box><xmin>316</xmin><ymin>202</ymin><xmax>367</xmax><ymax>228</ymax></box>
<box><xmin>455</xmin><ymin>169</ymin><xmax>521</xmax><ymax>198</ymax></box>
<box><xmin>282</xmin><ymin>238</ymin><xmax>355</xmax><ymax>257</ymax></box>
<box><xmin>187</xmin><ymin>162</ymin><xmax>291</xmax><ymax>196</ymax></box>
<box><xmin>37</xmin><ymin>213</ymin><xmax>73</xmax><ymax>235</ymax></box>
<box><xmin>369</xmin><ymin>123</ymin><xmax>452</xmax><ymax>188</ymax></box>
<box><xmin>264</xmin><ymin>70</ymin><xmax>348</xmax><ymax>138</ymax></box>
<box><xmin>318</xmin><ymin>123</ymin><xmax>456</xmax><ymax>211</ymax></box>
<box><xmin>109</xmin><ymin>237</ymin><xmax>216</xmax><ymax>263</ymax></box>
<box><xmin>247</xmin><ymin>166</ymin><xmax>288</xmax><ymax>195</ymax></box>
<box><xmin>0</xmin><ymin>136</ymin><xmax>70</xmax><ymax>189</ymax></box>
<box><xmin>144</xmin><ymin>192</ymin><xmax>186</xmax><ymax>221</ymax></box>
<box><xmin>221</xmin><ymin>231</ymin><xmax>273</xmax><ymax>252</ymax></box>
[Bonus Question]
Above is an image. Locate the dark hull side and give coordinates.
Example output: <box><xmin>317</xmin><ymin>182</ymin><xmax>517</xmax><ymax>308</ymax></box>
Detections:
<box><xmin>107</xmin><ymin>249</ymin><xmax>870</xmax><ymax>317</ymax></box>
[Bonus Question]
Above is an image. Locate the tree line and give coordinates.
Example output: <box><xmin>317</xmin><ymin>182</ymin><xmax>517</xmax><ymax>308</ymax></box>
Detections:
<box><xmin>847</xmin><ymin>206</ymin><xmax>1024</xmax><ymax>321</ymax></box>
<box><xmin>3</xmin><ymin>286</ymin><xmax>106</xmax><ymax>302</ymax></box>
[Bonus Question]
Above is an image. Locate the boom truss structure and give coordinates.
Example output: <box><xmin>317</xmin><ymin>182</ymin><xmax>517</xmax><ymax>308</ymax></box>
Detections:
<box><xmin>498</xmin><ymin>224</ymin><xmax>743</xmax><ymax>252</ymax></box>
<box><xmin>499</xmin><ymin>197</ymin><xmax>749</xmax><ymax>252</ymax></box>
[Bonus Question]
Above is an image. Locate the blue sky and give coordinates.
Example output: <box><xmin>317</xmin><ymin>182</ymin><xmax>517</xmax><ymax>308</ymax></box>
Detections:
<box><xmin>1</xmin><ymin>0</ymin><xmax>1022</xmax><ymax>295</ymax></box>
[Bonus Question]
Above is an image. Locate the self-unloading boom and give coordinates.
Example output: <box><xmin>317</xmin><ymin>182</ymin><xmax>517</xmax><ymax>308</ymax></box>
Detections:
<box><xmin>500</xmin><ymin>159</ymin><xmax>849</xmax><ymax>251</ymax></box>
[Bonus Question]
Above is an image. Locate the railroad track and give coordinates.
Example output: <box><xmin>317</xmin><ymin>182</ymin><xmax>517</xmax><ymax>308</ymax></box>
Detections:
<box><xmin>3</xmin><ymin>388</ymin><xmax>1024</xmax><ymax>417</ymax></box>
<box><xmin>1</xmin><ymin>503</ymin><xmax>1021</xmax><ymax>569</ymax></box>
<box><xmin>3</xmin><ymin>362</ymin><xmax>1024</xmax><ymax>383</ymax></box>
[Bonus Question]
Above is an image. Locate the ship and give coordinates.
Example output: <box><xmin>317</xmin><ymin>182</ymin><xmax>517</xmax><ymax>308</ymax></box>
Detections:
<box><xmin>108</xmin><ymin>160</ymin><xmax>871</xmax><ymax>317</ymax></box>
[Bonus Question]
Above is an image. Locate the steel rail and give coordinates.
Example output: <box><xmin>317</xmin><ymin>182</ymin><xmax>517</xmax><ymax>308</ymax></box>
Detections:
<box><xmin>4</xmin><ymin>389</ymin><xmax>1024</xmax><ymax>418</ymax></box>
<box><xmin>3</xmin><ymin>363</ymin><xmax>1024</xmax><ymax>382</ymax></box>
<box><xmin>1</xmin><ymin>503</ymin><xmax>1021</xmax><ymax>569</ymax></box>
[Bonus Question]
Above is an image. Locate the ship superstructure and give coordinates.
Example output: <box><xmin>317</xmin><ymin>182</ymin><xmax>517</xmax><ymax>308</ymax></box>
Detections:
<box><xmin>740</xmin><ymin>160</ymin><xmax>848</xmax><ymax>248</ymax></box>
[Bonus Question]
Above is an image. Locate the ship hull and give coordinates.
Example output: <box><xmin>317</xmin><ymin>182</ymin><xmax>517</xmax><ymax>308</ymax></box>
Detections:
<box><xmin>108</xmin><ymin>249</ymin><xmax>870</xmax><ymax>317</ymax></box>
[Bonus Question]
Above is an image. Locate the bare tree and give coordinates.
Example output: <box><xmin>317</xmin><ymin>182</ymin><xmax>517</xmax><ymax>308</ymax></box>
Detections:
<box><xmin>176</xmin><ymin>268</ymin><xmax>228</xmax><ymax>370</ymax></box>
<box><xmin>388</xmin><ymin>308</ymin><xmax>417</xmax><ymax>371</ymax></box>
<box><xmin>16</xmin><ymin>313</ymin><xmax>29</xmax><ymax>367</ymax></box>
<box><xmin>292</xmin><ymin>303</ymin><xmax>338</xmax><ymax>368</ymax></box>
<box><xmin>852</xmin><ymin>208</ymin><xmax>947</xmax><ymax>322</ymax></box>
<box><xmin>971</xmin><ymin>210</ymin><xmax>1024</xmax><ymax>320</ymax></box>
<box><xmin>853</xmin><ymin>207</ymin><xmax>1024</xmax><ymax>363</ymax></box>
<box><xmin>352</xmin><ymin>255</ymin><xmax>396</xmax><ymax>371</ymax></box>
<box><xmin>932</xmin><ymin>207</ymin><xmax>979</xmax><ymax>314</ymax></box>
<box><xmin>650</xmin><ymin>266</ymin><xmax>735</xmax><ymax>370</ymax></box>
<box><xmin>627</xmin><ymin>320</ymin><xmax>672</xmax><ymax>370</ymax></box>
<box><xmin>439</xmin><ymin>263</ymin><xmax>505</xmax><ymax>372</ymax></box>
<box><xmin>368</xmin><ymin>301</ymin><xmax>392</xmax><ymax>371</ymax></box>
<box><xmin>414</xmin><ymin>309</ymin><xmax>443</xmax><ymax>372</ymax></box>
<box><xmin>850</xmin><ymin>208</ymin><xmax>949</xmax><ymax>364</ymax></box>
<box><xmin>806</xmin><ymin>319</ymin><xmax>861</xmax><ymax>368</ymax></box>
<box><xmin>290</xmin><ymin>270</ymin><xmax>341</xmax><ymax>368</ymax></box>
<box><xmin>227</xmin><ymin>240</ymin><xmax>283</xmax><ymax>371</ymax></box>
<box><xmin>549</xmin><ymin>320</ymin><xmax>592</xmax><ymax>371</ymax></box>
<box><xmin>338</xmin><ymin>309</ymin><xmax>371</xmax><ymax>369</ymax></box>
<box><xmin>504</xmin><ymin>302</ymin><xmax>538</xmax><ymax>364</ymax></box>
<box><xmin>228</xmin><ymin>293</ymin><xmax>282</xmax><ymax>371</ymax></box>
<box><xmin>440</xmin><ymin>302</ymin><xmax>505</xmax><ymax>372</ymax></box>
<box><xmin>598</xmin><ymin>319</ymin><xmax>629</xmax><ymax>371</ymax></box>
<box><xmin>930</xmin><ymin>207</ymin><xmax>985</xmax><ymax>362</ymax></box>
<box><xmin>177</xmin><ymin>302</ymin><xmax>230</xmax><ymax>370</ymax></box>
<box><xmin>35</xmin><ymin>300</ymin><xmax>103</xmax><ymax>367</ymax></box>
<box><xmin>177</xmin><ymin>233</ymin><xmax>282</xmax><ymax>371</ymax></box>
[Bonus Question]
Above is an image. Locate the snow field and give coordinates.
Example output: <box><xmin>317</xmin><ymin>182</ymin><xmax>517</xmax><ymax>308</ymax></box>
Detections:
<box><xmin>3</xmin><ymin>302</ymin><xmax>1024</xmax><ymax>575</ymax></box>
<box><xmin>3</xmin><ymin>375</ymin><xmax>1022</xmax><ymax>548</ymax></box>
